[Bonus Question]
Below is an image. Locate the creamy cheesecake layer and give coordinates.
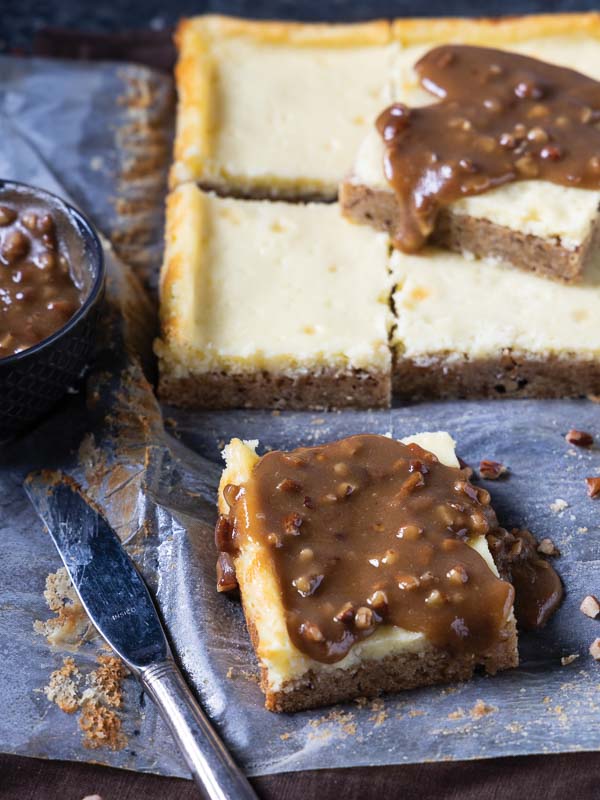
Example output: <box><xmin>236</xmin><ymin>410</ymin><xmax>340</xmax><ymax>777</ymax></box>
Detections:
<box><xmin>172</xmin><ymin>15</ymin><xmax>395</xmax><ymax>194</ymax></box>
<box><xmin>391</xmin><ymin>247</ymin><xmax>600</xmax><ymax>361</ymax></box>
<box><xmin>350</xmin><ymin>22</ymin><xmax>600</xmax><ymax>250</ymax></box>
<box><xmin>156</xmin><ymin>184</ymin><xmax>392</xmax><ymax>380</ymax></box>
<box><xmin>219</xmin><ymin>433</ymin><xmax>507</xmax><ymax>692</ymax></box>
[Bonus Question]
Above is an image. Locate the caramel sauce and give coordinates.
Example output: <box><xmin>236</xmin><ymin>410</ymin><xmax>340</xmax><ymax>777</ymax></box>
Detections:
<box><xmin>0</xmin><ymin>204</ymin><xmax>82</xmax><ymax>357</ymax></box>
<box><xmin>219</xmin><ymin>434</ymin><xmax>516</xmax><ymax>664</ymax></box>
<box><xmin>498</xmin><ymin>528</ymin><xmax>563</xmax><ymax>630</ymax></box>
<box><xmin>377</xmin><ymin>45</ymin><xmax>600</xmax><ymax>252</ymax></box>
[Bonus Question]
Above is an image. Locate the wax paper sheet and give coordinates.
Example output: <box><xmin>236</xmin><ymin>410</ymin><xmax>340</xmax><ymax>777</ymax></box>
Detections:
<box><xmin>2</xmin><ymin>54</ymin><xmax>600</xmax><ymax>782</ymax></box>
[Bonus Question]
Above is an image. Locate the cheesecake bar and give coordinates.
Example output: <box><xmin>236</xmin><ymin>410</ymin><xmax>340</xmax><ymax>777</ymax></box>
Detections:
<box><xmin>171</xmin><ymin>15</ymin><xmax>394</xmax><ymax>197</ymax></box>
<box><xmin>215</xmin><ymin>432</ymin><xmax>518</xmax><ymax>712</ymax></box>
<box><xmin>391</xmin><ymin>246</ymin><xmax>600</xmax><ymax>398</ymax></box>
<box><xmin>341</xmin><ymin>13</ymin><xmax>600</xmax><ymax>282</ymax></box>
<box><xmin>155</xmin><ymin>183</ymin><xmax>392</xmax><ymax>409</ymax></box>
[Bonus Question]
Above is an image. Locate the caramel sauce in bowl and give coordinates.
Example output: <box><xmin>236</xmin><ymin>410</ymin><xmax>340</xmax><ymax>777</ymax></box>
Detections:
<box><xmin>0</xmin><ymin>181</ymin><xmax>104</xmax><ymax>439</ymax></box>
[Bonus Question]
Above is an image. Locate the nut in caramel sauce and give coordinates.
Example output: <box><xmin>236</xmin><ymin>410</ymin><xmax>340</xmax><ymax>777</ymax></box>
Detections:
<box><xmin>377</xmin><ymin>45</ymin><xmax>600</xmax><ymax>252</ymax></box>
<box><xmin>217</xmin><ymin>434</ymin><xmax>520</xmax><ymax>664</ymax></box>
<box><xmin>0</xmin><ymin>201</ymin><xmax>83</xmax><ymax>357</ymax></box>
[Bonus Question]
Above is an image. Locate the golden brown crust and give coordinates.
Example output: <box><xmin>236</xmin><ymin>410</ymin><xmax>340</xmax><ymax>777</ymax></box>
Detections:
<box><xmin>158</xmin><ymin>366</ymin><xmax>391</xmax><ymax>410</ymax></box>
<box><xmin>393</xmin><ymin>351</ymin><xmax>600</xmax><ymax>399</ymax></box>
<box><xmin>392</xmin><ymin>12</ymin><xmax>600</xmax><ymax>45</ymax></box>
<box><xmin>171</xmin><ymin>15</ymin><xmax>392</xmax><ymax>190</ymax></box>
<box><xmin>176</xmin><ymin>15</ymin><xmax>391</xmax><ymax>48</ymax></box>
<box><xmin>158</xmin><ymin>184</ymin><xmax>204</xmax><ymax>349</ymax></box>
<box><xmin>263</xmin><ymin>619</ymin><xmax>518</xmax><ymax>713</ymax></box>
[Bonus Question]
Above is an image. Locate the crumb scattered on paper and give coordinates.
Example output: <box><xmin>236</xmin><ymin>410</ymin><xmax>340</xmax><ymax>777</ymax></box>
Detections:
<box><xmin>42</xmin><ymin>654</ymin><xmax>128</xmax><ymax>752</ymax></box>
<box><xmin>561</xmin><ymin>654</ymin><xmax>580</xmax><ymax>666</ymax></box>
<box><xmin>550</xmin><ymin>499</ymin><xmax>569</xmax><ymax>514</ymax></box>
<box><xmin>470</xmin><ymin>700</ymin><xmax>497</xmax><ymax>719</ymax></box>
<box><xmin>44</xmin><ymin>657</ymin><xmax>82</xmax><ymax>713</ymax></box>
<box><xmin>33</xmin><ymin>568</ymin><xmax>91</xmax><ymax>647</ymax></box>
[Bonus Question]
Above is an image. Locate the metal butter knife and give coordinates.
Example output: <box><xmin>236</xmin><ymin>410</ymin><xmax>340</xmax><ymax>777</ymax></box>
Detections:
<box><xmin>25</xmin><ymin>473</ymin><xmax>257</xmax><ymax>800</ymax></box>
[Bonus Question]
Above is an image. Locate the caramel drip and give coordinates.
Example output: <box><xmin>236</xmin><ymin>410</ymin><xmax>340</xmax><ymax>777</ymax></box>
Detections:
<box><xmin>377</xmin><ymin>45</ymin><xmax>600</xmax><ymax>252</ymax></box>
<box><xmin>222</xmin><ymin>434</ymin><xmax>515</xmax><ymax>664</ymax></box>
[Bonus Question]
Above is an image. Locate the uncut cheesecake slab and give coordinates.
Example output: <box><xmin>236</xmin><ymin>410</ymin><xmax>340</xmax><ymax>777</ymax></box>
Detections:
<box><xmin>171</xmin><ymin>15</ymin><xmax>394</xmax><ymax>198</ymax></box>
<box><xmin>155</xmin><ymin>183</ymin><xmax>392</xmax><ymax>410</ymax></box>
<box><xmin>391</xmin><ymin>246</ymin><xmax>600</xmax><ymax>399</ymax></box>
<box><xmin>215</xmin><ymin>432</ymin><xmax>518</xmax><ymax>712</ymax></box>
<box><xmin>341</xmin><ymin>13</ymin><xmax>600</xmax><ymax>283</ymax></box>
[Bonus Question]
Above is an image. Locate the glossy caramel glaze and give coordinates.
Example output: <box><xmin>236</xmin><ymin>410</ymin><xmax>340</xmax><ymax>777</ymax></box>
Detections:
<box><xmin>377</xmin><ymin>45</ymin><xmax>600</xmax><ymax>252</ymax></box>
<box><xmin>218</xmin><ymin>434</ymin><xmax>515</xmax><ymax>664</ymax></box>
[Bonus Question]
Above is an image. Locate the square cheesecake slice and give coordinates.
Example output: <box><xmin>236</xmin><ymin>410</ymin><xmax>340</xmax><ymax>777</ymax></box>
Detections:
<box><xmin>341</xmin><ymin>13</ymin><xmax>600</xmax><ymax>283</ymax></box>
<box><xmin>215</xmin><ymin>432</ymin><xmax>518</xmax><ymax>712</ymax></box>
<box><xmin>391</xmin><ymin>246</ymin><xmax>600</xmax><ymax>398</ymax></box>
<box><xmin>171</xmin><ymin>15</ymin><xmax>394</xmax><ymax>198</ymax></box>
<box><xmin>155</xmin><ymin>184</ymin><xmax>392</xmax><ymax>410</ymax></box>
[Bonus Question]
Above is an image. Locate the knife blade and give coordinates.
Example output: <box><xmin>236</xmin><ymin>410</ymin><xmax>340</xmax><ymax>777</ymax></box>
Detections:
<box><xmin>25</xmin><ymin>471</ymin><xmax>257</xmax><ymax>800</ymax></box>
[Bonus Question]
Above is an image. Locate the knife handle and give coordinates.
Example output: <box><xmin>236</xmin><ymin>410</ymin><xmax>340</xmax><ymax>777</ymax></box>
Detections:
<box><xmin>140</xmin><ymin>659</ymin><xmax>258</xmax><ymax>800</ymax></box>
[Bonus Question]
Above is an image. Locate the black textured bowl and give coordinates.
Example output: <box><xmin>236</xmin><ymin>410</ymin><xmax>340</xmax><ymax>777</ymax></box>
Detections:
<box><xmin>0</xmin><ymin>181</ymin><xmax>105</xmax><ymax>440</ymax></box>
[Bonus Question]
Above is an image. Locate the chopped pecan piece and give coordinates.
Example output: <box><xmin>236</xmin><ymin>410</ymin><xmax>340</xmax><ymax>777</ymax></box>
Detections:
<box><xmin>589</xmin><ymin>638</ymin><xmax>600</xmax><ymax>661</ymax></box>
<box><xmin>354</xmin><ymin>606</ymin><xmax>374</xmax><ymax>629</ymax></box>
<box><xmin>334</xmin><ymin>602</ymin><xmax>355</xmax><ymax>624</ymax></box>
<box><xmin>580</xmin><ymin>595</ymin><xmax>600</xmax><ymax>619</ymax></box>
<box><xmin>214</xmin><ymin>514</ymin><xmax>233</xmax><ymax>551</ymax></box>
<box><xmin>586</xmin><ymin>477</ymin><xmax>600</xmax><ymax>498</ymax></box>
<box><xmin>276</xmin><ymin>478</ymin><xmax>302</xmax><ymax>493</ymax></box>
<box><xmin>216</xmin><ymin>552</ymin><xmax>238</xmax><ymax>593</ymax></box>
<box><xmin>566</xmin><ymin>429</ymin><xmax>594</xmax><ymax>447</ymax></box>
<box><xmin>301</xmin><ymin>622</ymin><xmax>325</xmax><ymax>643</ymax></box>
<box><xmin>479</xmin><ymin>459</ymin><xmax>508</xmax><ymax>480</ymax></box>
<box><xmin>537</xmin><ymin>538</ymin><xmax>559</xmax><ymax>557</ymax></box>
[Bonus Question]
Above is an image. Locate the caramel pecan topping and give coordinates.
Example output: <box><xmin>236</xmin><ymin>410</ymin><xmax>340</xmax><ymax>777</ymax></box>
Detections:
<box><xmin>377</xmin><ymin>45</ymin><xmax>600</xmax><ymax>252</ymax></box>
<box><xmin>221</xmin><ymin>434</ymin><xmax>516</xmax><ymax>664</ymax></box>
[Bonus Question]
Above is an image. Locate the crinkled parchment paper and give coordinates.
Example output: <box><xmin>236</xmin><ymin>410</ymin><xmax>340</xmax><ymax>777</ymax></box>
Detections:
<box><xmin>2</xmin><ymin>56</ymin><xmax>600</xmax><ymax>781</ymax></box>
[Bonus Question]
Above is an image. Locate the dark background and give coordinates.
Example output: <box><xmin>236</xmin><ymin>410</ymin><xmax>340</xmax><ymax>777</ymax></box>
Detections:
<box><xmin>2</xmin><ymin>0</ymin><xmax>600</xmax><ymax>54</ymax></box>
<box><xmin>3</xmin><ymin>1</ymin><xmax>600</xmax><ymax>797</ymax></box>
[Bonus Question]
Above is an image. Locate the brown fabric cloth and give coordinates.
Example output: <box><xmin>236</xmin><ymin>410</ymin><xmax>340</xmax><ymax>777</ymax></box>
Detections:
<box><xmin>3</xmin><ymin>751</ymin><xmax>600</xmax><ymax>799</ymax></box>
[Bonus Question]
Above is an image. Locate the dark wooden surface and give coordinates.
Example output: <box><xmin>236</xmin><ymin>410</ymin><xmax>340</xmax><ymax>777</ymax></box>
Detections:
<box><xmin>4</xmin><ymin>8</ymin><xmax>600</xmax><ymax>799</ymax></box>
<box><xmin>4</xmin><ymin>750</ymin><xmax>600</xmax><ymax>799</ymax></box>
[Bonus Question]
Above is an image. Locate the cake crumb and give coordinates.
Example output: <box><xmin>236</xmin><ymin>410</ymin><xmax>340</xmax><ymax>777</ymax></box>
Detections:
<box><xmin>561</xmin><ymin>654</ymin><xmax>580</xmax><ymax>666</ymax></box>
<box><xmin>550</xmin><ymin>499</ymin><xmax>569</xmax><ymax>514</ymax></box>
<box><xmin>581</xmin><ymin>595</ymin><xmax>600</xmax><ymax>619</ymax></box>
<box><xmin>578</xmin><ymin>527</ymin><xmax>589</xmax><ymax>534</ymax></box>
<box><xmin>448</xmin><ymin>708</ymin><xmax>465</xmax><ymax>720</ymax></box>
<box><xmin>537</xmin><ymin>538</ymin><xmax>559</xmax><ymax>556</ymax></box>
<box><xmin>44</xmin><ymin>657</ymin><xmax>82</xmax><ymax>713</ymax></box>
<box><xmin>470</xmin><ymin>699</ymin><xmax>496</xmax><ymax>719</ymax></box>
<box><xmin>79</xmin><ymin>700</ymin><xmax>127</xmax><ymax>751</ymax></box>
<box><xmin>226</xmin><ymin>667</ymin><xmax>234</xmax><ymax>679</ymax></box>
<box><xmin>408</xmin><ymin>709</ymin><xmax>425</xmax><ymax>718</ymax></box>
<box><xmin>369</xmin><ymin>699</ymin><xmax>388</xmax><ymax>727</ymax></box>
<box><xmin>280</xmin><ymin>732</ymin><xmax>292</xmax><ymax>740</ymax></box>
<box><xmin>589</xmin><ymin>638</ymin><xmax>600</xmax><ymax>660</ymax></box>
